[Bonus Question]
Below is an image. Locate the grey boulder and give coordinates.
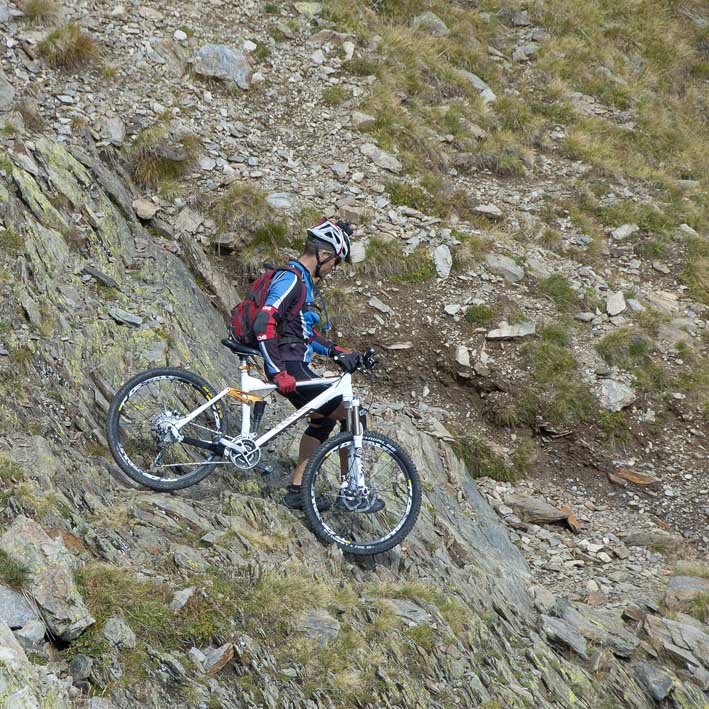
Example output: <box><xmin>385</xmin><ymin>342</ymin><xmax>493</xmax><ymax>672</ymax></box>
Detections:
<box><xmin>0</xmin><ymin>516</ymin><xmax>94</xmax><ymax>641</ymax></box>
<box><xmin>193</xmin><ymin>44</ymin><xmax>251</xmax><ymax>90</ymax></box>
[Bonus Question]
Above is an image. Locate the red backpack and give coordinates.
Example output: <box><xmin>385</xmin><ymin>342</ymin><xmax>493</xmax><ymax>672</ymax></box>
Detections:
<box><xmin>229</xmin><ymin>267</ymin><xmax>306</xmax><ymax>348</ymax></box>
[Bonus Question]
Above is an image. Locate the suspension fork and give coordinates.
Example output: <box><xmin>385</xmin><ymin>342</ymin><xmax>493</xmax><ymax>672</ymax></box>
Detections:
<box><xmin>345</xmin><ymin>398</ymin><xmax>365</xmax><ymax>489</ymax></box>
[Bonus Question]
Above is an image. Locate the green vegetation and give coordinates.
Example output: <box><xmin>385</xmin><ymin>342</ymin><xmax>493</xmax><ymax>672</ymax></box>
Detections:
<box><xmin>596</xmin><ymin>328</ymin><xmax>652</xmax><ymax>370</ymax></box>
<box><xmin>321</xmin><ymin>0</ymin><xmax>708</xmax><ymax>238</ymax></box>
<box><xmin>129</xmin><ymin>123</ymin><xmax>201</xmax><ymax>191</ymax></box>
<box><xmin>210</xmin><ymin>181</ymin><xmax>293</xmax><ymax>269</ymax></box>
<box><xmin>507</xmin><ymin>325</ymin><xmax>596</xmax><ymax>428</ymax></box>
<box><xmin>0</xmin><ymin>549</ymin><xmax>28</xmax><ymax>590</ymax></box>
<box><xmin>0</xmin><ymin>228</ymin><xmax>23</xmax><ymax>255</ymax></box>
<box><xmin>539</xmin><ymin>274</ymin><xmax>579</xmax><ymax>312</ymax></box>
<box><xmin>38</xmin><ymin>23</ymin><xmax>98</xmax><ymax>70</ymax></box>
<box><xmin>322</xmin><ymin>86</ymin><xmax>350</xmax><ymax>106</ymax></box>
<box><xmin>251</xmin><ymin>43</ymin><xmax>271</xmax><ymax>63</ymax></box>
<box><xmin>681</xmin><ymin>236</ymin><xmax>709</xmax><ymax>305</ymax></box>
<box><xmin>393</xmin><ymin>246</ymin><xmax>436</xmax><ymax>284</ymax></box>
<box><xmin>464</xmin><ymin>303</ymin><xmax>496</xmax><ymax>326</ymax></box>
<box><xmin>361</xmin><ymin>238</ymin><xmax>434</xmax><ymax>283</ymax></box>
<box><xmin>689</xmin><ymin>594</ymin><xmax>709</xmax><ymax>623</ymax></box>
<box><xmin>452</xmin><ymin>431</ymin><xmax>525</xmax><ymax>482</ymax></box>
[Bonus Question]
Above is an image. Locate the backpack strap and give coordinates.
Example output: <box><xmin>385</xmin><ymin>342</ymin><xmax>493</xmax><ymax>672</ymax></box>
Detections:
<box><xmin>278</xmin><ymin>265</ymin><xmax>308</xmax><ymax>320</ymax></box>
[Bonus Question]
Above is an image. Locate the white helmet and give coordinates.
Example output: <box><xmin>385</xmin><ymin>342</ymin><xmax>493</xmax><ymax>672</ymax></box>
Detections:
<box><xmin>306</xmin><ymin>218</ymin><xmax>351</xmax><ymax>263</ymax></box>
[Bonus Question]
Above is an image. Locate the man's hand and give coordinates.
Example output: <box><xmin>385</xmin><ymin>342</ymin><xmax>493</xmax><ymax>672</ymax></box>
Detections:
<box><xmin>334</xmin><ymin>351</ymin><xmax>363</xmax><ymax>373</ymax></box>
<box><xmin>274</xmin><ymin>371</ymin><xmax>297</xmax><ymax>394</ymax></box>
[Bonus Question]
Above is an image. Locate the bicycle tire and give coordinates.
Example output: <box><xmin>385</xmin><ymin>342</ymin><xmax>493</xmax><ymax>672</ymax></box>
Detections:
<box><xmin>107</xmin><ymin>368</ymin><xmax>228</xmax><ymax>491</ymax></box>
<box><xmin>301</xmin><ymin>431</ymin><xmax>421</xmax><ymax>555</ymax></box>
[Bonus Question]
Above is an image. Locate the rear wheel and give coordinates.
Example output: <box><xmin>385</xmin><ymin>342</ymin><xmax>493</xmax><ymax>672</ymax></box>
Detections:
<box><xmin>107</xmin><ymin>368</ymin><xmax>228</xmax><ymax>491</ymax></box>
<box><xmin>301</xmin><ymin>431</ymin><xmax>421</xmax><ymax>555</ymax></box>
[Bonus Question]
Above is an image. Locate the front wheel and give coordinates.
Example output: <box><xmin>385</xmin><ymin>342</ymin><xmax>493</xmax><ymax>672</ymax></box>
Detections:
<box><xmin>301</xmin><ymin>431</ymin><xmax>421</xmax><ymax>555</ymax></box>
<box><xmin>106</xmin><ymin>368</ymin><xmax>228</xmax><ymax>491</ymax></box>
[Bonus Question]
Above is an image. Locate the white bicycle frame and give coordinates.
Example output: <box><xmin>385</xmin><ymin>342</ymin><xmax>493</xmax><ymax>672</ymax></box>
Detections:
<box><xmin>172</xmin><ymin>362</ymin><xmax>365</xmax><ymax>485</ymax></box>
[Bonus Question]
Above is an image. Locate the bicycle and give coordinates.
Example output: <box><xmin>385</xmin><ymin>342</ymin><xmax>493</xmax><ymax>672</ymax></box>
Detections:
<box><xmin>106</xmin><ymin>339</ymin><xmax>422</xmax><ymax>555</ymax></box>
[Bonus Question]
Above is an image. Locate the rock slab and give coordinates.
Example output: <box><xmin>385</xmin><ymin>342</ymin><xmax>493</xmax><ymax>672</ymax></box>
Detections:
<box><xmin>0</xmin><ymin>516</ymin><xmax>94</xmax><ymax>641</ymax></box>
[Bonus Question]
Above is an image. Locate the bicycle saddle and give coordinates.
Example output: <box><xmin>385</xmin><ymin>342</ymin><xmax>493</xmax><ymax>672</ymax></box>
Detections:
<box><xmin>221</xmin><ymin>338</ymin><xmax>261</xmax><ymax>358</ymax></box>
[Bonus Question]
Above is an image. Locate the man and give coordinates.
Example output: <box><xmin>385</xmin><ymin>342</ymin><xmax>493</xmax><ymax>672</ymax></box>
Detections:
<box><xmin>253</xmin><ymin>217</ymin><xmax>363</xmax><ymax>510</ymax></box>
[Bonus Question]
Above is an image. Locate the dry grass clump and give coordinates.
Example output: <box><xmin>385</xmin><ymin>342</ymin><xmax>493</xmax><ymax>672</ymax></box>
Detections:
<box><xmin>38</xmin><ymin>23</ymin><xmax>97</xmax><ymax>70</ymax></box>
<box><xmin>128</xmin><ymin>123</ymin><xmax>201</xmax><ymax>191</ymax></box>
<box><xmin>18</xmin><ymin>0</ymin><xmax>59</xmax><ymax>23</ymax></box>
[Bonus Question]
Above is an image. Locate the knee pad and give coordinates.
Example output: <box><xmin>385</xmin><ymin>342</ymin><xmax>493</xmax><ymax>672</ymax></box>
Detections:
<box><xmin>340</xmin><ymin>409</ymin><xmax>367</xmax><ymax>433</ymax></box>
<box><xmin>305</xmin><ymin>416</ymin><xmax>337</xmax><ymax>442</ymax></box>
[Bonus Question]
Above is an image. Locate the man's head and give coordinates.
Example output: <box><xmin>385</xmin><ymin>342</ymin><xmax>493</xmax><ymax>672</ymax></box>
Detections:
<box><xmin>303</xmin><ymin>218</ymin><xmax>353</xmax><ymax>277</ymax></box>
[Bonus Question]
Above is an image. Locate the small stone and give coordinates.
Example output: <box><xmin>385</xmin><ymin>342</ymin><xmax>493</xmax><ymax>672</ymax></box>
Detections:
<box><xmin>652</xmin><ymin>261</ymin><xmax>670</xmax><ymax>275</ymax></box>
<box><xmin>412</xmin><ymin>11</ymin><xmax>450</xmax><ymax>37</ymax></box>
<box><xmin>457</xmin><ymin>69</ymin><xmax>496</xmax><ymax>104</ymax></box>
<box><xmin>103</xmin><ymin>617</ymin><xmax>136</xmax><ymax>650</ymax></box>
<box><xmin>627</xmin><ymin>298</ymin><xmax>644</xmax><ymax>313</ymax></box>
<box><xmin>14</xmin><ymin>619</ymin><xmax>45</xmax><ymax>651</ymax></box>
<box><xmin>351</xmin><ymin>111</ymin><xmax>376</xmax><ymax>129</ymax></box>
<box><xmin>108</xmin><ymin>307</ymin><xmax>143</xmax><ymax>327</ymax></box>
<box><xmin>598</xmin><ymin>380</ymin><xmax>636</xmax><ymax>412</ymax></box>
<box><xmin>433</xmin><ymin>244</ymin><xmax>452</xmax><ymax>279</ymax></box>
<box><xmin>294</xmin><ymin>2</ymin><xmax>322</xmax><ymax>18</ymax></box>
<box><xmin>486</xmin><ymin>322</ymin><xmax>535</xmax><ymax>340</ymax></box>
<box><xmin>170</xmin><ymin>587</ymin><xmax>196</xmax><ymax>611</ymax></box>
<box><xmin>611</xmin><ymin>223</ymin><xmax>639</xmax><ymax>241</ymax></box>
<box><xmin>69</xmin><ymin>654</ymin><xmax>93</xmax><ymax>681</ymax></box>
<box><xmin>360</xmin><ymin>143</ymin><xmax>402</xmax><ymax>173</ymax></box>
<box><xmin>265</xmin><ymin>192</ymin><xmax>294</xmax><ymax>210</ymax></box>
<box><xmin>455</xmin><ymin>346</ymin><xmax>470</xmax><ymax>368</ymax></box>
<box><xmin>369</xmin><ymin>296</ymin><xmax>392</xmax><ymax>314</ymax></box>
<box><xmin>606</xmin><ymin>291</ymin><xmax>626</xmax><ymax>316</ymax></box>
<box><xmin>202</xmin><ymin>642</ymin><xmax>235</xmax><ymax>674</ymax></box>
<box><xmin>485</xmin><ymin>253</ymin><xmax>524</xmax><ymax>282</ymax></box>
<box><xmin>475</xmin><ymin>203</ymin><xmax>504</xmax><ymax>220</ymax></box>
<box><xmin>174</xmin><ymin>30</ymin><xmax>188</xmax><ymax>41</ymax></box>
<box><xmin>132</xmin><ymin>198</ymin><xmax>160</xmax><ymax>220</ymax></box>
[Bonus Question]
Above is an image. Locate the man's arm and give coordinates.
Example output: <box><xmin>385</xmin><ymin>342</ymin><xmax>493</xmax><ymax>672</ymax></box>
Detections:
<box><xmin>253</xmin><ymin>271</ymin><xmax>301</xmax><ymax>376</ymax></box>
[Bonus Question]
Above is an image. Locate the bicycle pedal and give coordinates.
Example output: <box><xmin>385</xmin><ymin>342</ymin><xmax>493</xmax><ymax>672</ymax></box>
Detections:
<box><xmin>254</xmin><ymin>462</ymin><xmax>273</xmax><ymax>476</ymax></box>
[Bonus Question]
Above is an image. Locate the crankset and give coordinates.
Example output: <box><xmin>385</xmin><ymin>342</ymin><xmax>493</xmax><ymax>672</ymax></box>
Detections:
<box><xmin>225</xmin><ymin>436</ymin><xmax>262</xmax><ymax>470</ymax></box>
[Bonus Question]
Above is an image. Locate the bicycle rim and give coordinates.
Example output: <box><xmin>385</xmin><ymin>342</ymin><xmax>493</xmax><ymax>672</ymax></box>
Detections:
<box><xmin>113</xmin><ymin>374</ymin><xmax>224</xmax><ymax>484</ymax></box>
<box><xmin>308</xmin><ymin>433</ymin><xmax>417</xmax><ymax>553</ymax></box>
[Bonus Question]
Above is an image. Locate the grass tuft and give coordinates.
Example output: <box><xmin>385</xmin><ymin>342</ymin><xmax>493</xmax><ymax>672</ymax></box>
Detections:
<box><xmin>539</xmin><ymin>274</ymin><xmax>579</xmax><ymax>312</ymax></box>
<box><xmin>322</xmin><ymin>86</ymin><xmax>351</xmax><ymax>106</ymax></box>
<box><xmin>464</xmin><ymin>303</ymin><xmax>496</xmax><ymax>326</ymax></box>
<box><xmin>129</xmin><ymin>124</ymin><xmax>200</xmax><ymax>191</ymax></box>
<box><xmin>38</xmin><ymin>23</ymin><xmax>97</xmax><ymax>70</ymax></box>
<box><xmin>19</xmin><ymin>0</ymin><xmax>59</xmax><ymax>22</ymax></box>
<box><xmin>452</xmin><ymin>432</ymin><xmax>524</xmax><ymax>482</ymax></box>
<box><xmin>0</xmin><ymin>549</ymin><xmax>29</xmax><ymax>590</ymax></box>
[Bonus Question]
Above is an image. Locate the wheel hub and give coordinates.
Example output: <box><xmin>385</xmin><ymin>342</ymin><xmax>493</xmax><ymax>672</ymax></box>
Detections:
<box><xmin>150</xmin><ymin>411</ymin><xmax>183</xmax><ymax>445</ymax></box>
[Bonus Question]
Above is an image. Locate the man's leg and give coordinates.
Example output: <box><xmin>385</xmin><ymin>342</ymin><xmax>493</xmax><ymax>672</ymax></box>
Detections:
<box><xmin>291</xmin><ymin>402</ymin><xmax>346</xmax><ymax>486</ymax></box>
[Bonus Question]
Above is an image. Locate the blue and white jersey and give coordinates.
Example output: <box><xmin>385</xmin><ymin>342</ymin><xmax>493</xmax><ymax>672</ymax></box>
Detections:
<box><xmin>254</xmin><ymin>260</ymin><xmax>335</xmax><ymax>376</ymax></box>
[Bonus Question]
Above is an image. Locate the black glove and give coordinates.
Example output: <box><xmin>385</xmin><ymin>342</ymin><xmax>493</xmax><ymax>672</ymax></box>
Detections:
<box><xmin>334</xmin><ymin>351</ymin><xmax>363</xmax><ymax>373</ymax></box>
<box><xmin>336</xmin><ymin>219</ymin><xmax>354</xmax><ymax>236</ymax></box>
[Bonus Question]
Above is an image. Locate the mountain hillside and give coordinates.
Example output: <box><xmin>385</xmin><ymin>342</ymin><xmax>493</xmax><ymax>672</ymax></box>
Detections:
<box><xmin>0</xmin><ymin>0</ymin><xmax>707</xmax><ymax>707</ymax></box>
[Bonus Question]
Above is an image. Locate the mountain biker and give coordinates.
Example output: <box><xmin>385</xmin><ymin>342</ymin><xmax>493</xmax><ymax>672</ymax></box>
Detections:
<box><xmin>253</xmin><ymin>217</ymin><xmax>366</xmax><ymax>511</ymax></box>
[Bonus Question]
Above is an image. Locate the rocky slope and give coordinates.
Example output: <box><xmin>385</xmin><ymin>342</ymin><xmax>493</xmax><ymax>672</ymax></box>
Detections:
<box><xmin>0</xmin><ymin>0</ymin><xmax>708</xmax><ymax>707</ymax></box>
